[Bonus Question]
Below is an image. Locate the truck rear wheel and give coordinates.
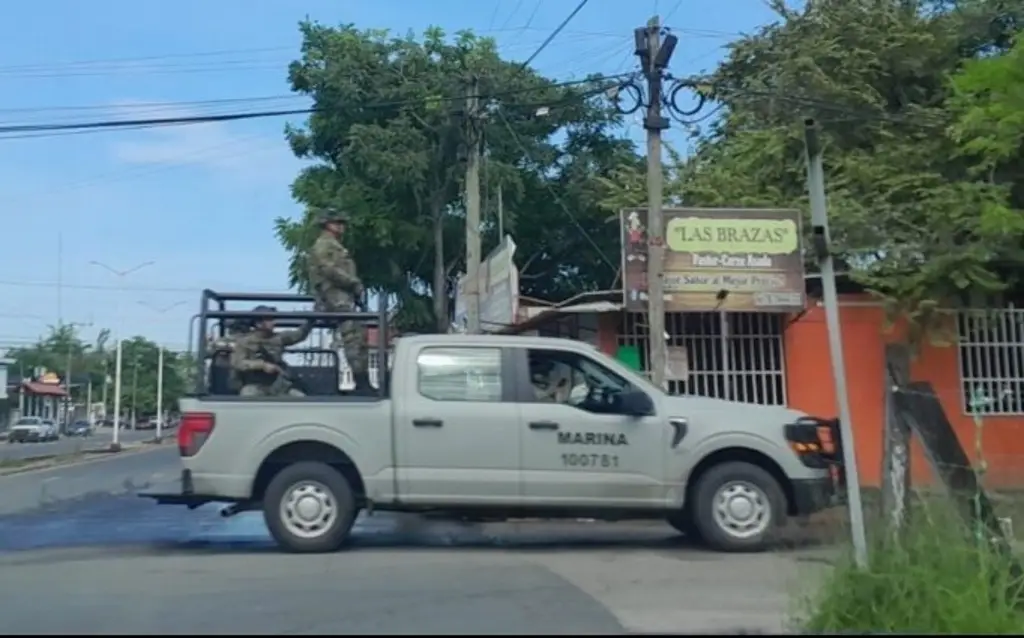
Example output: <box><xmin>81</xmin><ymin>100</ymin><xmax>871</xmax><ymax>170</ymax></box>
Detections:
<box><xmin>691</xmin><ymin>461</ymin><xmax>785</xmax><ymax>552</ymax></box>
<box><xmin>263</xmin><ymin>461</ymin><xmax>359</xmax><ymax>553</ymax></box>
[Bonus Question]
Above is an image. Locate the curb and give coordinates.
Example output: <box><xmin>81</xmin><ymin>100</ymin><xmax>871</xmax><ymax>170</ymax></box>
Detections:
<box><xmin>0</xmin><ymin>442</ymin><xmax>169</xmax><ymax>477</ymax></box>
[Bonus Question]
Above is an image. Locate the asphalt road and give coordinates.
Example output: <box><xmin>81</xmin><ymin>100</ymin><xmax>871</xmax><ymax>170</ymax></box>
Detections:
<box><xmin>0</xmin><ymin>427</ymin><xmax>158</xmax><ymax>462</ymax></box>
<box><xmin>0</xmin><ymin>448</ymin><xmax>834</xmax><ymax>634</ymax></box>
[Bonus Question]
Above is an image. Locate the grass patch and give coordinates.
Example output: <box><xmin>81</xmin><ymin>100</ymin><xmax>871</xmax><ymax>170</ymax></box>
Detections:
<box><xmin>795</xmin><ymin>503</ymin><xmax>1024</xmax><ymax>634</ymax></box>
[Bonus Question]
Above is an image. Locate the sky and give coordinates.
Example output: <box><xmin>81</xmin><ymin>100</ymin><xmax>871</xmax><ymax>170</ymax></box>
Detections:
<box><xmin>0</xmin><ymin>0</ymin><xmax>780</xmax><ymax>352</ymax></box>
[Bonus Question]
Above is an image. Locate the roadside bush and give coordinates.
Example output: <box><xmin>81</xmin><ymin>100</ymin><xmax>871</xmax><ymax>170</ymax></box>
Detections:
<box><xmin>795</xmin><ymin>504</ymin><xmax>1024</xmax><ymax>634</ymax></box>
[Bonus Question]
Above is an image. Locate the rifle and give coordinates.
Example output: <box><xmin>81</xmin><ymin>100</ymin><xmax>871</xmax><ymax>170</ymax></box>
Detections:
<box><xmin>255</xmin><ymin>342</ymin><xmax>312</xmax><ymax>396</ymax></box>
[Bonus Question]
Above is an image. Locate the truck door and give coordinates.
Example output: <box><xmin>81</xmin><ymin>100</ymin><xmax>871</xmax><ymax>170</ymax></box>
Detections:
<box><xmin>395</xmin><ymin>345</ymin><xmax>522</xmax><ymax>505</ymax></box>
<box><xmin>514</xmin><ymin>346</ymin><xmax>668</xmax><ymax>508</ymax></box>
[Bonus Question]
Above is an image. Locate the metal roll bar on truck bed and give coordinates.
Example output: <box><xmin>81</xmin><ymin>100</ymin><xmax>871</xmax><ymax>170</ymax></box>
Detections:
<box><xmin>195</xmin><ymin>289</ymin><xmax>390</xmax><ymax>397</ymax></box>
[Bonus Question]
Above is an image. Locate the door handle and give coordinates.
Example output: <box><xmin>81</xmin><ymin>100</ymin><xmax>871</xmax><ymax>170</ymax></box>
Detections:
<box><xmin>413</xmin><ymin>418</ymin><xmax>443</xmax><ymax>428</ymax></box>
<box><xmin>529</xmin><ymin>420</ymin><xmax>559</xmax><ymax>430</ymax></box>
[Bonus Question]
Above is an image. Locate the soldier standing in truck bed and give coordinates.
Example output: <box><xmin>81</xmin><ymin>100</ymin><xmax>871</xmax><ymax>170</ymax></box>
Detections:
<box><xmin>307</xmin><ymin>208</ymin><xmax>372</xmax><ymax>394</ymax></box>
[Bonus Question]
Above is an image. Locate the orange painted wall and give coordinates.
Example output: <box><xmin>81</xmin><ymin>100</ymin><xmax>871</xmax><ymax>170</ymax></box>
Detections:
<box><xmin>590</xmin><ymin>299</ymin><xmax>1024</xmax><ymax>487</ymax></box>
<box><xmin>785</xmin><ymin>301</ymin><xmax>1024</xmax><ymax>488</ymax></box>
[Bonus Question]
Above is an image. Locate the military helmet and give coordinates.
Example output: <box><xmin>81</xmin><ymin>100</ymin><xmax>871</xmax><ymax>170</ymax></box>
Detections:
<box><xmin>251</xmin><ymin>305</ymin><xmax>277</xmax><ymax>319</ymax></box>
<box><xmin>315</xmin><ymin>207</ymin><xmax>349</xmax><ymax>226</ymax></box>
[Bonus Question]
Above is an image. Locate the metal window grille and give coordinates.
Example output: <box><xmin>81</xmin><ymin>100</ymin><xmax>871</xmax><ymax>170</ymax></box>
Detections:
<box><xmin>957</xmin><ymin>309</ymin><xmax>1024</xmax><ymax>415</ymax></box>
<box><xmin>616</xmin><ymin>311</ymin><xmax>788</xmax><ymax>405</ymax></box>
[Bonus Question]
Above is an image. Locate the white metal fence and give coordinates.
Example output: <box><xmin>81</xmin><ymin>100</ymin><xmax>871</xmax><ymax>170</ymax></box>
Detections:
<box><xmin>616</xmin><ymin>311</ymin><xmax>788</xmax><ymax>405</ymax></box>
<box><xmin>957</xmin><ymin>308</ymin><xmax>1024</xmax><ymax>415</ymax></box>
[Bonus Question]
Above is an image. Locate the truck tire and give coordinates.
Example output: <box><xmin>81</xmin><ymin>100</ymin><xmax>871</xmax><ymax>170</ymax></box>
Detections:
<box><xmin>263</xmin><ymin>461</ymin><xmax>359</xmax><ymax>554</ymax></box>
<box><xmin>691</xmin><ymin>461</ymin><xmax>786</xmax><ymax>552</ymax></box>
<box><xmin>665</xmin><ymin>507</ymin><xmax>703</xmax><ymax>543</ymax></box>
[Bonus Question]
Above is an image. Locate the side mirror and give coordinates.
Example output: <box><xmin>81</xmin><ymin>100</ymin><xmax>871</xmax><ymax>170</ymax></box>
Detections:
<box><xmin>616</xmin><ymin>390</ymin><xmax>654</xmax><ymax>417</ymax></box>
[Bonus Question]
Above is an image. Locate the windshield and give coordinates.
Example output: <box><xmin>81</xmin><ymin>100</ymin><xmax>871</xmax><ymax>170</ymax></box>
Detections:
<box><xmin>14</xmin><ymin>417</ymin><xmax>41</xmax><ymax>426</ymax></box>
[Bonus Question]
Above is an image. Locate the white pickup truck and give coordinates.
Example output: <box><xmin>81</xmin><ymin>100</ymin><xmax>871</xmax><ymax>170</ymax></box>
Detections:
<box><xmin>150</xmin><ymin>297</ymin><xmax>843</xmax><ymax>554</ymax></box>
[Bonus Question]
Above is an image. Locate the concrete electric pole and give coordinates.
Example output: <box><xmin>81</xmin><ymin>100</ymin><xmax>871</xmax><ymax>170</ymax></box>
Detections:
<box><xmin>804</xmin><ymin>119</ymin><xmax>869</xmax><ymax>569</ymax></box>
<box><xmin>465</xmin><ymin>75</ymin><xmax>483</xmax><ymax>334</ymax></box>
<box><xmin>636</xmin><ymin>16</ymin><xmax>676</xmax><ymax>388</ymax></box>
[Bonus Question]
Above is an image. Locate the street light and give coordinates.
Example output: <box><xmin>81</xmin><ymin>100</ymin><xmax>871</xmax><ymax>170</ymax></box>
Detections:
<box><xmin>62</xmin><ymin>320</ymin><xmax>92</xmax><ymax>433</ymax></box>
<box><xmin>138</xmin><ymin>299</ymin><xmax>186</xmax><ymax>442</ymax></box>
<box><xmin>88</xmin><ymin>260</ymin><xmax>155</xmax><ymax>450</ymax></box>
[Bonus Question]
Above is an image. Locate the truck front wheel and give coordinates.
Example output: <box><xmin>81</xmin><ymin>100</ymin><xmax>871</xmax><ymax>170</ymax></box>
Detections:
<box><xmin>665</xmin><ymin>506</ymin><xmax>703</xmax><ymax>543</ymax></box>
<box><xmin>263</xmin><ymin>461</ymin><xmax>359</xmax><ymax>553</ymax></box>
<box><xmin>690</xmin><ymin>461</ymin><xmax>786</xmax><ymax>552</ymax></box>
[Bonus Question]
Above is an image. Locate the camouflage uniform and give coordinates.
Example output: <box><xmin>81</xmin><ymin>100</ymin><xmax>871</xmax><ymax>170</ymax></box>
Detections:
<box><xmin>307</xmin><ymin>209</ymin><xmax>371</xmax><ymax>392</ymax></box>
<box><xmin>230</xmin><ymin>306</ymin><xmax>314</xmax><ymax>397</ymax></box>
<box><xmin>207</xmin><ymin>319</ymin><xmax>250</xmax><ymax>392</ymax></box>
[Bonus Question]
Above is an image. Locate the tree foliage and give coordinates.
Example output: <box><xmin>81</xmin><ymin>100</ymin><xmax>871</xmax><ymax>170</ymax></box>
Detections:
<box><xmin>276</xmin><ymin>22</ymin><xmax>635</xmax><ymax>330</ymax></box>
<box><xmin>599</xmin><ymin>0</ymin><xmax>1024</xmax><ymax>340</ymax></box>
<box><xmin>4</xmin><ymin>326</ymin><xmax>186</xmax><ymax>417</ymax></box>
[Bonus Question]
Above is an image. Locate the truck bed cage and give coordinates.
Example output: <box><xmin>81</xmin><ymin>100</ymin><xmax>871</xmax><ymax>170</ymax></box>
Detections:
<box><xmin>194</xmin><ymin>289</ymin><xmax>390</xmax><ymax>396</ymax></box>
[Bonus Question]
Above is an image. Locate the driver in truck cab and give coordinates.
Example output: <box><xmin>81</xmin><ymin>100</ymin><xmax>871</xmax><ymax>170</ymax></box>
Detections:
<box><xmin>229</xmin><ymin>305</ymin><xmax>314</xmax><ymax>397</ymax></box>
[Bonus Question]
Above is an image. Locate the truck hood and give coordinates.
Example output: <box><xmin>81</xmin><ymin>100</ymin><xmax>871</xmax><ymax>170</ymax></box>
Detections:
<box><xmin>662</xmin><ymin>394</ymin><xmax>809</xmax><ymax>424</ymax></box>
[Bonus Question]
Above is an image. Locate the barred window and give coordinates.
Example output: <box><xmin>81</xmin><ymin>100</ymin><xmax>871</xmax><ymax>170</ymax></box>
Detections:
<box><xmin>617</xmin><ymin>311</ymin><xmax>787</xmax><ymax>405</ymax></box>
<box><xmin>957</xmin><ymin>310</ymin><xmax>1024</xmax><ymax>415</ymax></box>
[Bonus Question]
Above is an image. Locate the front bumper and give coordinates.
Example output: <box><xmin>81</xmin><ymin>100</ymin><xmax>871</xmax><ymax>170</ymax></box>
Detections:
<box><xmin>9</xmin><ymin>431</ymin><xmax>41</xmax><ymax>442</ymax></box>
<box><xmin>791</xmin><ymin>477</ymin><xmax>838</xmax><ymax>515</ymax></box>
<box><xmin>785</xmin><ymin>416</ymin><xmax>847</xmax><ymax>510</ymax></box>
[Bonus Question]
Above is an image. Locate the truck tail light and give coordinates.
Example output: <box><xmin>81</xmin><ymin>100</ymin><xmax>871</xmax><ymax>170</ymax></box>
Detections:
<box><xmin>178</xmin><ymin>412</ymin><xmax>215</xmax><ymax>457</ymax></box>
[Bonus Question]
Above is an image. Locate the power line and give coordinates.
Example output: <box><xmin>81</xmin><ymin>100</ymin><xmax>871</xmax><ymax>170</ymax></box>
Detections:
<box><xmin>520</xmin><ymin>0</ymin><xmax>592</xmax><ymax>68</ymax></box>
<box><xmin>0</xmin><ymin>73</ymin><xmax>632</xmax><ymax>137</ymax></box>
<box><xmin>0</xmin><ymin>94</ymin><xmax>303</xmax><ymax>115</ymax></box>
<box><xmin>493</xmin><ymin>108</ymin><xmax>619</xmax><ymax>275</ymax></box>
<box><xmin>0</xmin><ymin>279</ymin><xmax>280</xmax><ymax>294</ymax></box>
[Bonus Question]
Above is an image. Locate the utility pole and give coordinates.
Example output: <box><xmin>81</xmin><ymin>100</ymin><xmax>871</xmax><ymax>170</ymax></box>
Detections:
<box><xmin>496</xmin><ymin>184</ymin><xmax>505</xmax><ymax>240</ymax></box>
<box><xmin>100</xmin><ymin>360</ymin><xmax>109</xmax><ymax>419</ymax></box>
<box><xmin>465</xmin><ymin>75</ymin><xmax>483</xmax><ymax>334</ymax></box>
<box><xmin>86</xmin><ymin>378</ymin><xmax>93</xmax><ymax>429</ymax></box>
<box><xmin>112</xmin><ymin>341</ymin><xmax>123</xmax><ymax>449</ymax></box>
<box><xmin>57</xmin><ymin>232</ymin><xmax>63</xmax><ymax>326</ymax></box>
<box><xmin>637</xmin><ymin>16</ymin><xmax>675</xmax><ymax>388</ymax></box>
<box><xmin>130</xmin><ymin>355</ymin><xmax>139</xmax><ymax>429</ymax></box>
<box><xmin>156</xmin><ymin>346</ymin><xmax>164</xmax><ymax>441</ymax></box>
<box><xmin>64</xmin><ymin>344</ymin><xmax>73</xmax><ymax>432</ymax></box>
<box><xmin>804</xmin><ymin>118</ymin><xmax>868</xmax><ymax>569</ymax></box>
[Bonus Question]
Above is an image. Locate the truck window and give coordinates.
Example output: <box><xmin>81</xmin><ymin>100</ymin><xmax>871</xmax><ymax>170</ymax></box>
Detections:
<box><xmin>527</xmin><ymin>348</ymin><xmax>637</xmax><ymax>415</ymax></box>
<box><xmin>417</xmin><ymin>347</ymin><xmax>502</xmax><ymax>402</ymax></box>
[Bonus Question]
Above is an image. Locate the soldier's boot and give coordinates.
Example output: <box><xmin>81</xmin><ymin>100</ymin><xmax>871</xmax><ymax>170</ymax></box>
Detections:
<box><xmin>351</xmin><ymin>371</ymin><xmax>375</xmax><ymax>395</ymax></box>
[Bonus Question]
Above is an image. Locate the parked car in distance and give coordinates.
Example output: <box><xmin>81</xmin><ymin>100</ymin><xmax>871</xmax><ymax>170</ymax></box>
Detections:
<box><xmin>40</xmin><ymin>420</ymin><xmax>60</xmax><ymax>441</ymax></box>
<box><xmin>66</xmin><ymin>420</ymin><xmax>93</xmax><ymax>437</ymax></box>
<box><xmin>7</xmin><ymin>417</ymin><xmax>59</xmax><ymax>443</ymax></box>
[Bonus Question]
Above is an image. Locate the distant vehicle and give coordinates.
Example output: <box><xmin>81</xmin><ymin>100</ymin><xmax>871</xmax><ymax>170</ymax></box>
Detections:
<box><xmin>7</xmin><ymin>417</ymin><xmax>59</xmax><ymax>443</ymax></box>
<box><xmin>40</xmin><ymin>420</ymin><xmax>60</xmax><ymax>440</ymax></box>
<box><xmin>66</xmin><ymin>421</ymin><xmax>93</xmax><ymax>437</ymax></box>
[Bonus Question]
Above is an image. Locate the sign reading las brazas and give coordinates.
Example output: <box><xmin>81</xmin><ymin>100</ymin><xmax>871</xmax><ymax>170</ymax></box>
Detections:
<box><xmin>620</xmin><ymin>207</ymin><xmax>806</xmax><ymax>313</ymax></box>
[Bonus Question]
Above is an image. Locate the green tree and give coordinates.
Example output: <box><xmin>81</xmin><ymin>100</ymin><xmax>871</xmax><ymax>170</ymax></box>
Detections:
<box><xmin>117</xmin><ymin>337</ymin><xmax>186</xmax><ymax>418</ymax></box>
<box><xmin>4</xmin><ymin>328</ymin><xmax>186</xmax><ymax>418</ymax></box>
<box><xmin>600</xmin><ymin>0</ymin><xmax>1024</xmax><ymax>341</ymax></box>
<box><xmin>276</xmin><ymin>21</ymin><xmax>634</xmax><ymax>328</ymax></box>
<box><xmin>950</xmin><ymin>34</ymin><xmax>1024</xmax><ymax>211</ymax></box>
<box><xmin>5</xmin><ymin>324</ymin><xmax>110</xmax><ymax>404</ymax></box>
